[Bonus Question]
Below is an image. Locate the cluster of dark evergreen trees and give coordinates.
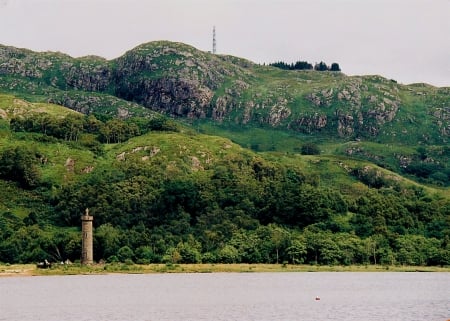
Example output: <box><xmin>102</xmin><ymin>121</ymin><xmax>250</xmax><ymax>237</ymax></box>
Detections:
<box><xmin>269</xmin><ymin>60</ymin><xmax>341</xmax><ymax>72</ymax></box>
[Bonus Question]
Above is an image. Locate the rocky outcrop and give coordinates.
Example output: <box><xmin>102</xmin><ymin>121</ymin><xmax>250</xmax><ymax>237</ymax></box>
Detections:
<box><xmin>0</xmin><ymin>108</ymin><xmax>7</xmax><ymax>119</ymax></box>
<box><xmin>211</xmin><ymin>79</ymin><xmax>251</xmax><ymax>122</ymax></box>
<box><xmin>301</xmin><ymin>77</ymin><xmax>402</xmax><ymax>137</ymax></box>
<box><xmin>47</xmin><ymin>92</ymin><xmax>152</xmax><ymax>118</ymax></box>
<box><xmin>337</xmin><ymin>111</ymin><xmax>355</xmax><ymax>136</ymax></box>
<box><xmin>111</xmin><ymin>42</ymin><xmax>253</xmax><ymax>120</ymax></box>
<box><xmin>432</xmin><ymin>106</ymin><xmax>450</xmax><ymax>137</ymax></box>
<box><xmin>63</xmin><ymin>61</ymin><xmax>111</xmax><ymax>92</ymax></box>
<box><xmin>116</xmin><ymin>77</ymin><xmax>214</xmax><ymax>118</ymax></box>
<box><xmin>0</xmin><ymin>46</ymin><xmax>46</xmax><ymax>78</ymax></box>
<box><xmin>366</xmin><ymin>97</ymin><xmax>399</xmax><ymax>124</ymax></box>
<box><xmin>268</xmin><ymin>99</ymin><xmax>291</xmax><ymax>126</ymax></box>
<box><xmin>213</xmin><ymin>95</ymin><xmax>233</xmax><ymax>121</ymax></box>
<box><xmin>65</xmin><ymin>157</ymin><xmax>75</xmax><ymax>172</ymax></box>
<box><xmin>116</xmin><ymin>146</ymin><xmax>161</xmax><ymax>162</ymax></box>
<box><xmin>307</xmin><ymin>88</ymin><xmax>334</xmax><ymax>107</ymax></box>
<box><xmin>289</xmin><ymin>113</ymin><xmax>327</xmax><ymax>133</ymax></box>
<box><xmin>190</xmin><ymin>156</ymin><xmax>203</xmax><ymax>171</ymax></box>
<box><xmin>0</xmin><ymin>45</ymin><xmax>112</xmax><ymax>91</ymax></box>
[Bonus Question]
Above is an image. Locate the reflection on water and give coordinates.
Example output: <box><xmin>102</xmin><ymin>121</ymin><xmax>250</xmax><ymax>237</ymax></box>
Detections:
<box><xmin>0</xmin><ymin>272</ymin><xmax>449</xmax><ymax>321</ymax></box>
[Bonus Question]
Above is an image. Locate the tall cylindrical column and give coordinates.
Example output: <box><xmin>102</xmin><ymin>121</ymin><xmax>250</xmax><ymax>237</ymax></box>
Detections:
<box><xmin>81</xmin><ymin>209</ymin><xmax>94</xmax><ymax>265</ymax></box>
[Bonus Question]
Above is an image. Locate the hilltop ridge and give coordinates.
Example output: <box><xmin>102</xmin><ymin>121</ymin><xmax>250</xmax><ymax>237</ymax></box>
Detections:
<box><xmin>1</xmin><ymin>41</ymin><xmax>448</xmax><ymax>143</ymax></box>
<box><xmin>0</xmin><ymin>41</ymin><xmax>449</xmax><ymax>186</ymax></box>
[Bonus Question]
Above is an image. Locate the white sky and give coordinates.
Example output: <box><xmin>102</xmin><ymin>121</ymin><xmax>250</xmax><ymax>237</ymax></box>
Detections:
<box><xmin>0</xmin><ymin>0</ymin><xmax>449</xmax><ymax>86</ymax></box>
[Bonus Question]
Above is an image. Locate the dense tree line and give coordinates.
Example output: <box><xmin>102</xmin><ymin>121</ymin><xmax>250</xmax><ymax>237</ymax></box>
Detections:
<box><xmin>1</xmin><ymin>141</ymin><xmax>448</xmax><ymax>266</ymax></box>
<box><xmin>0</xmin><ymin>114</ymin><xmax>448</xmax><ymax>266</ymax></box>
<box><xmin>269</xmin><ymin>60</ymin><xmax>341</xmax><ymax>72</ymax></box>
<box><xmin>9</xmin><ymin>113</ymin><xmax>178</xmax><ymax>145</ymax></box>
<box><xmin>0</xmin><ymin>146</ymin><xmax>42</xmax><ymax>189</ymax></box>
<box><xmin>270</xmin><ymin>61</ymin><xmax>313</xmax><ymax>71</ymax></box>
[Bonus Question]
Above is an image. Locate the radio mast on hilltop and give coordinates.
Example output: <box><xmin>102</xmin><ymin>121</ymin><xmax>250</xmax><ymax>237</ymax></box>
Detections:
<box><xmin>212</xmin><ymin>26</ymin><xmax>217</xmax><ymax>54</ymax></box>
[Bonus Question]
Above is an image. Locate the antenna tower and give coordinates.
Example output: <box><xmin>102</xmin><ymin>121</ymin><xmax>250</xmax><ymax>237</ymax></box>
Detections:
<box><xmin>212</xmin><ymin>26</ymin><xmax>217</xmax><ymax>54</ymax></box>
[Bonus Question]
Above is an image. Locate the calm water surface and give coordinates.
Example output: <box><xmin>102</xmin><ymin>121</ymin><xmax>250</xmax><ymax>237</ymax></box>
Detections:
<box><xmin>0</xmin><ymin>272</ymin><xmax>449</xmax><ymax>321</ymax></box>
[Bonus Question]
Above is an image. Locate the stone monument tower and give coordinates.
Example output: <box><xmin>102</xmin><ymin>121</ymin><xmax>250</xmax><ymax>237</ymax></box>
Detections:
<box><xmin>81</xmin><ymin>208</ymin><xmax>94</xmax><ymax>265</ymax></box>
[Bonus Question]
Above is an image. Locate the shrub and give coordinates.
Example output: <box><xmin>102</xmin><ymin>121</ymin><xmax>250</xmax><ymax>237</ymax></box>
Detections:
<box><xmin>301</xmin><ymin>143</ymin><xmax>320</xmax><ymax>155</ymax></box>
<box><xmin>117</xmin><ymin>246</ymin><xmax>134</xmax><ymax>262</ymax></box>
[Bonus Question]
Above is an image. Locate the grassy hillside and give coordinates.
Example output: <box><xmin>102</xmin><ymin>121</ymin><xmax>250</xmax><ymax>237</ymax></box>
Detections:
<box><xmin>1</xmin><ymin>92</ymin><xmax>444</xmax><ymax>197</ymax></box>
<box><xmin>2</xmin><ymin>41</ymin><xmax>447</xmax><ymax>186</ymax></box>
<box><xmin>0</xmin><ymin>43</ymin><xmax>449</xmax><ymax>266</ymax></box>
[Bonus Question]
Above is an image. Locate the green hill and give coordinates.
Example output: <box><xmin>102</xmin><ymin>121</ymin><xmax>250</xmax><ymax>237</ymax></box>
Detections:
<box><xmin>1</xmin><ymin>41</ymin><xmax>449</xmax><ymax>185</ymax></box>
<box><xmin>0</xmin><ymin>42</ymin><xmax>449</xmax><ymax>266</ymax></box>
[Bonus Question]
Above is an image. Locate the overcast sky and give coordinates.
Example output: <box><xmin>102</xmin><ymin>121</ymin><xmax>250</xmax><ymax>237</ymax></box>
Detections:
<box><xmin>0</xmin><ymin>0</ymin><xmax>449</xmax><ymax>86</ymax></box>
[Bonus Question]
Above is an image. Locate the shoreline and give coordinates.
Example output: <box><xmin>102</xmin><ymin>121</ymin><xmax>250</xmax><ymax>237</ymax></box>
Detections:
<box><xmin>1</xmin><ymin>263</ymin><xmax>450</xmax><ymax>277</ymax></box>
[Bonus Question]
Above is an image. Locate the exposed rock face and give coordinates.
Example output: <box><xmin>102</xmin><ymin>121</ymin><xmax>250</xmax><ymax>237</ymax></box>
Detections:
<box><xmin>337</xmin><ymin>111</ymin><xmax>355</xmax><ymax>136</ymax></box>
<box><xmin>301</xmin><ymin>77</ymin><xmax>403</xmax><ymax>137</ymax></box>
<box><xmin>47</xmin><ymin>92</ymin><xmax>150</xmax><ymax>118</ymax></box>
<box><xmin>289</xmin><ymin>113</ymin><xmax>327</xmax><ymax>133</ymax></box>
<box><xmin>190</xmin><ymin>156</ymin><xmax>203</xmax><ymax>171</ymax></box>
<box><xmin>211</xmin><ymin>79</ymin><xmax>252</xmax><ymax>122</ymax></box>
<box><xmin>432</xmin><ymin>106</ymin><xmax>450</xmax><ymax>136</ymax></box>
<box><xmin>49</xmin><ymin>94</ymin><xmax>102</xmax><ymax>114</ymax></box>
<box><xmin>81</xmin><ymin>166</ymin><xmax>94</xmax><ymax>173</ymax></box>
<box><xmin>307</xmin><ymin>88</ymin><xmax>334</xmax><ymax>107</ymax></box>
<box><xmin>116</xmin><ymin>77</ymin><xmax>214</xmax><ymax>118</ymax></box>
<box><xmin>0</xmin><ymin>45</ymin><xmax>111</xmax><ymax>91</ymax></box>
<box><xmin>213</xmin><ymin>95</ymin><xmax>233</xmax><ymax>121</ymax></box>
<box><xmin>65</xmin><ymin>158</ymin><xmax>75</xmax><ymax>172</ymax></box>
<box><xmin>0</xmin><ymin>46</ymin><xmax>45</xmax><ymax>78</ymax></box>
<box><xmin>366</xmin><ymin>97</ymin><xmax>399</xmax><ymax>124</ymax></box>
<box><xmin>116</xmin><ymin>146</ymin><xmax>161</xmax><ymax>162</ymax></box>
<box><xmin>268</xmin><ymin>100</ymin><xmax>291</xmax><ymax>126</ymax></box>
<box><xmin>110</xmin><ymin>42</ymin><xmax>253</xmax><ymax>120</ymax></box>
<box><xmin>64</xmin><ymin>62</ymin><xmax>111</xmax><ymax>92</ymax></box>
<box><xmin>0</xmin><ymin>108</ymin><xmax>7</xmax><ymax>119</ymax></box>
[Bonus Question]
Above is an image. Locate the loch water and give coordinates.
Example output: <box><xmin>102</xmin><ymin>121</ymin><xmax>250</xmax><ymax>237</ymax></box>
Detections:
<box><xmin>0</xmin><ymin>272</ymin><xmax>449</xmax><ymax>321</ymax></box>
